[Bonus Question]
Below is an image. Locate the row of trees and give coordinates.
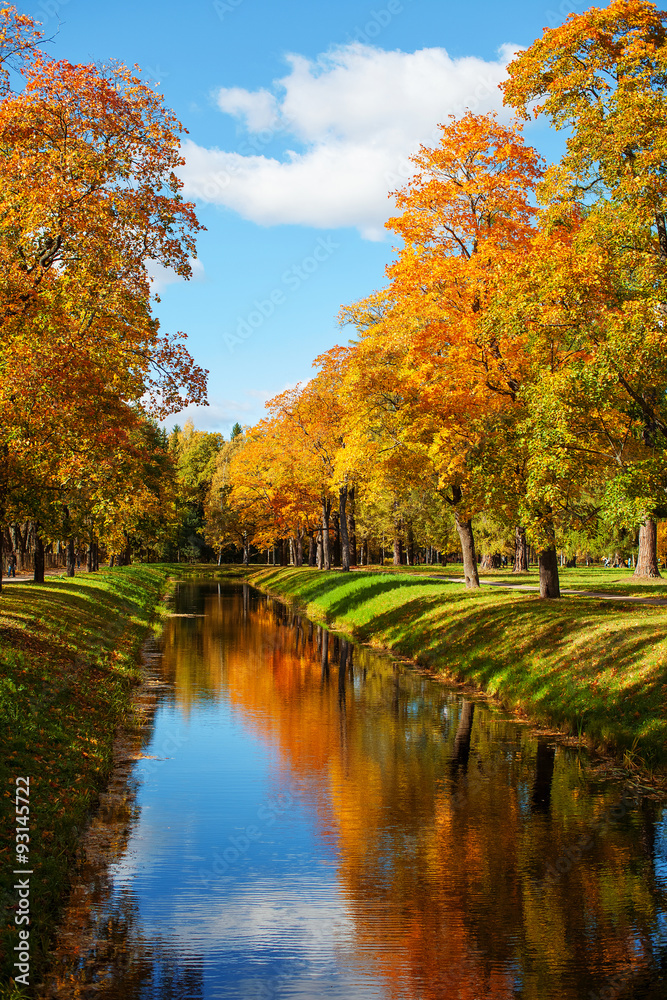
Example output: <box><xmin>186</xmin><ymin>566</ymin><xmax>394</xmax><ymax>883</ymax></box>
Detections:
<box><xmin>205</xmin><ymin>0</ymin><xmax>667</xmax><ymax>598</ymax></box>
<box><xmin>2</xmin><ymin>419</ymin><xmax>241</xmax><ymax>575</ymax></box>
<box><xmin>0</xmin><ymin>7</ymin><xmax>207</xmax><ymax>587</ymax></box>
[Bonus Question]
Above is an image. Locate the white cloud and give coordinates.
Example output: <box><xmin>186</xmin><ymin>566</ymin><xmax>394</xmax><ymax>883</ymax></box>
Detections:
<box><xmin>163</xmin><ymin>400</ymin><xmax>243</xmax><ymax>433</ymax></box>
<box><xmin>162</xmin><ymin>388</ymin><xmax>284</xmax><ymax>434</ymax></box>
<box><xmin>180</xmin><ymin>42</ymin><xmax>521</xmax><ymax>240</ymax></box>
<box><xmin>147</xmin><ymin>257</ymin><xmax>206</xmax><ymax>293</ymax></box>
<box><xmin>216</xmin><ymin>86</ymin><xmax>279</xmax><ymax>131</ymax></box>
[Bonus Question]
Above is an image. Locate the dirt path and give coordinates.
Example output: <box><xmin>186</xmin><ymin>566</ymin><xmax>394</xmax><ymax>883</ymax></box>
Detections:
<box><xmin>472</xmin><ymin>578</ymin><xmax>667</xmax><ymax>606</ymax></box>
<box><xmin>2</xmin><ymin>568</ymin><xmax>69</xmax><ymax>583</ymax></box>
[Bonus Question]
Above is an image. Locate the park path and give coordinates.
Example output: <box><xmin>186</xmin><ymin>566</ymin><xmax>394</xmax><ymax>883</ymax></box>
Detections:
<box><xmin>472</xmin><ymin>578</ymin><xmax>667</xmax><ymax>606</ymax></box>
<box><xmin>2</xmin><ymin>568</ymin><xmax>73</xmax><ymax>583</ymax></box>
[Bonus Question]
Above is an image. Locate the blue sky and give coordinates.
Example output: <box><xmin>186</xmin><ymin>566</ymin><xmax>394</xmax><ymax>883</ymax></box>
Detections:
<box><xmin>25</xmin><ymin>0</ymin><xmax>579</xmax><ymax>436</ymax></box>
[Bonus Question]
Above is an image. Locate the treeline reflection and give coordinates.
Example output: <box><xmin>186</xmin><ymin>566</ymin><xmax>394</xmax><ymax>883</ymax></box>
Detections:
<box><xmin>157</xmin><ymin>582</ymin><xmax>667</xmax><ymax>1000</ymax></box>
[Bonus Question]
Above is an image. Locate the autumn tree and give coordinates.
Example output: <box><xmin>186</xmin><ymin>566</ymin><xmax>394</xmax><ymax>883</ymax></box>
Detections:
<box><xmin>503</xmin><ymin>0</ymin><xmax>667</xmax><ymax>578</ymax></box>
<box><xmin>206</xmin><ymin>430</ymin><xmax>262</xmax><ymax>564</ymax></box>
<box><xmin>338</xmin><ymin>115</ymin><xmax>544</xmax><ymax>588</ymax></box>
<box><xmin>211</xmin><ymin>418</ymin><xmax>322</xmax><ymax>564</ymax></box>
<box><xmin>0</xmin><ymin>8</ymin><xmax>207</xmax><ymax>585</ymax></box>
<box><xmin>169</xmin><ymin>422</ymin><xmax>223</xmax><ymax>561</ymax></box>
<box><xmin>267</xmin><ymin>363</ymin><xmax>350</xmax><ymax>571</ymax></box>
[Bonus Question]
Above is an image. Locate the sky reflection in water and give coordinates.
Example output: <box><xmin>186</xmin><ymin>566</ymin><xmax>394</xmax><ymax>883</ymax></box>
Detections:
<box><xmin>42</xmin><ymin>581</ymin><xmax>667</xmax><ymax>1000</ymax></box>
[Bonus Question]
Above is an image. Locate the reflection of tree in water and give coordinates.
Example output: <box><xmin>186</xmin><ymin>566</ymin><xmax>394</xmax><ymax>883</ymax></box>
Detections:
<box><xmin>320</xmin><ymin>626</ymin><xmax>329</xmax><ymax>682</ymax></box>
<box><xmin>450</xmin><ymin>699</ymin><xmax>475</xmax><ymax>776</ymax></box>
<box><xmin>530</xmin><ymin>739</ymin><xmax>556</xmax><ymax>813</ymax></box>
<box><xmin>45</xmin><ymin>583</ymin><xmax>667</xmax><ymax>1000</ymax></box>
<box><xmin>189</xmin><ymin>586</ymin><xmax>667</xmax><ymax>1000</ymax></box>
<box><xmin>46</xmin><ymin>892</ymin><xmax>203</xmax><ymax>1000</ymax></box>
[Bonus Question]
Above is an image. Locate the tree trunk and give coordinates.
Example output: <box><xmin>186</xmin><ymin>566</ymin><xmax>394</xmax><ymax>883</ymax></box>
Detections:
<box><xmin>454</xmin><ymin>513</ymin><xmax>480</xmax><ymax>589</ymax></box>
<box><xmin>513</xmin><ymin>526</ymin><xmax>528</xmax><ymax>572</ymax></box>
<box><xmin>243</xmin><ymin>532</ymin><xmax>249</xmax><ymax>566</ymax></box>
<box><xmin>34</xmin><ymin>530</ymin><xmax>45</xmax><ymax>584</ymax></box>
<box><xmin>339</xmin><ymin>485</ymin><xmax>350</xmax><ymax>572</ymax></box>
<box><xmin>316</xmin><ymin>530</ymin><xmax>323</xmax><ymax>569</ymax></box>
<box><xmin>538</xmin><ymin>543</ymin><xmax>560</xmax><ymax>598</ymax></box>
<box><xmin>296</xmin><ymin>528</ymin><xmax>303</xmax><ymax>567</ymax></box>
<box><xmin>62</xmin><ymin>505</ymin><xmax>75</xmax><ymax>576</ymax></box>
<box><xmin>122</xmin><ymin>533</ymin><xmax>132</xmax><ymax>567</ymax></box>
<box><xmin>66</xmin><ymin>537</ymin><xmax>75</xmax><ymax>577</ymax></box>
<box><xmin>0</xmin><ymin>442</ymin><xmax>9</xmax><ymax>593</ymax></box>
<box><xmin>348</xmin><ymin>486</ymin><xmax>357</xmax><ymax>566</ymax></box>
<box><xmin>446</xmin><ymin>485</ymin><xmax>480</xmax><ymax>589</ymax></box>
<box><xmin>308</xmin><ymin>534</ymin><xmax>316</xmax><ymax>567</ymax></box>
<box><xmin>332</xmin><ymin>511</ymin><xmax>341</xmax><ymax>567</ymax></box>
<box><xmin>634</xmin><ymin>518</ymin><xmax>661</xmax><ymax>578</ymax></box>
<box><xmin>322</xmin><ymin>499</ymin><xmax>332</xmax><ymax>570</ymax></box>
<box><xmin>11</xmin><ymin>523</ymin><xmax>27</xmax><ymax>573</ymax></box>
<box><xmin>406</xmin><ymin>524</ymin><xmax>415</xmax><ymax>566</ymax></box>
<box><xmin>480</xmin><ymin>553</ymin><xmax>494</xmax><ymax>570</ymax></box>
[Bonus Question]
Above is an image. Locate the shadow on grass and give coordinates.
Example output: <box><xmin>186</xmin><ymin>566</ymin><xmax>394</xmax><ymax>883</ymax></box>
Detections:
<box><xmin>0</xmin><ymin>569</ymin><xmax>166</xmax><ymax>669</ymax></box>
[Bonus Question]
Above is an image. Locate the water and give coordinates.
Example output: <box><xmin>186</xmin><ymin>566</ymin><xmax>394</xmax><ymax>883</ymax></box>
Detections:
<box><xmin>41</xmin><ymin>580</ymin><xmax>667</xmax><ymax>999</ymax></box>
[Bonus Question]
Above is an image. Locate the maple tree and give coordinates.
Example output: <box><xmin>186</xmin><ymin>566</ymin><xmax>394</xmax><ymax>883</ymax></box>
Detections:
<box><xmin>207</xmin><ymin>419</ymin><xmax>309</xmax><ymax>565</ymax></box>
<box><xmin>0</xmin><ymin>7</ymin><xmax>207</xmax><ymax>582</ymax></box>
<box><xmin>264</xmin><ymin>361</ymin><xmax>351</xmax><ymax>570</ymax></box>
<box><xmin>339</xmin><ymin>113</ymin><xmax>544</xmax><ymax>588</ymax></box>
<box><xmin>206</xmin><ymin>429</ymin><xmax>266</xmax><ymax>564</ymax></box>
<box><xmin>503</xmin><ymin>0</ymin><xmax>667</xmax><ymax>578</ymax></box>
<box><xmin>0</xmin><ymin>6</ymin><xmax>41</xmax><ymax>93</ymax></box>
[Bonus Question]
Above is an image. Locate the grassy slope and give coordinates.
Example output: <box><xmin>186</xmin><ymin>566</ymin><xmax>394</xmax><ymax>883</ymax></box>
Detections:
<box><xmin>248</xmin><ymin>566</ymin><xmax>667</xmax><ymax>770</ymax></box>
<box><xmin>0</xmin><ymin>565</ymin><xmax>171</xmax><ymax>995</ymax></box>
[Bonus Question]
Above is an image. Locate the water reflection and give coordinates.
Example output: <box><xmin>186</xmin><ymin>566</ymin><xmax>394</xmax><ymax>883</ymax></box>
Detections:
<box><xmin>41</xmin><ymin>582</ymin><xmax>667</xmax><ymax>1000</ymax></box>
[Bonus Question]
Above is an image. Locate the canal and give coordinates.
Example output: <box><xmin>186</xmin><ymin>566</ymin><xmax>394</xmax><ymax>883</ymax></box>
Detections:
<box><xmin>41</xmin><ymin>580</ymin><xmax>667</xmax><ymax>999</ymax></box>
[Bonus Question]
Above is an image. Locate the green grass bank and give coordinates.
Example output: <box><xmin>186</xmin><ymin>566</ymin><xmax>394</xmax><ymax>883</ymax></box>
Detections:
<box><xmin>0</xmin><ymin>565</ymin><xmax>171</xmax><ymax>997</ymax></box>
<box><xmin>247</xmin><ymin>566</ymin><xmax>667</xmax><ymax>772</ymax></box>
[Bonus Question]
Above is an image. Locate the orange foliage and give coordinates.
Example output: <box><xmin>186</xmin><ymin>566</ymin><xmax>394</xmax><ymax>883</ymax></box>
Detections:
<box><xmin>0</xmin><ymin>7</ymin><xmax>206</xmax><ymax>551</ymax></box>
